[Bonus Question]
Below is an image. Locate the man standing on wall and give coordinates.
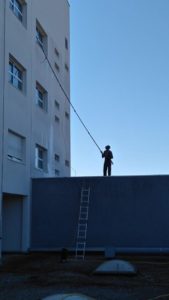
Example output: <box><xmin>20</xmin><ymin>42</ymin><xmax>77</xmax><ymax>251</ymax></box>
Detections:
<box><xmin>101</xmin><ymin>145</ymin><xmax>113</xmax><ymax>176</ymax></box>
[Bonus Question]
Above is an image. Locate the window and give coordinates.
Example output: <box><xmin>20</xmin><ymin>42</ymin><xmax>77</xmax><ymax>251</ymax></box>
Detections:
<box><xmin>55</xmin><ymin>62</ymin><xmax>60</xmax><ymax>72</ymax></box>
<box><xmin>55</xmin><ymin>169</ymin><xmax>60</xmax><ymax>176</ymax></box>
<box><xmin>55</xmin><ymin>154</ymin><xmax>60</xmax><ymax>162</ymax></box>
<box><xmin>65</xmin><ymin>63</ymin><xmax>69</xmax><ymax>72</ymax></box>
<box><xmin>36</xmin><ymin>82</ymin><xmax>47</xmax><ymax>110</ymax></box>
<box><xmin>65</xmin><ymin>37</ymin><xmax>68</xmax><ymax>50</ymax></box>
<box><xmin>55</xmin><ymin>100</ymin><xmax>60</xmax><ymax>110</ymax></box>
<box><xmin>65</xmin><ymin>160</ymin><xmax>70</xmax><ymax>167</ymax></box>
<box><xmin>36</xmin><ymin>20</ymin><xmax>47</xmax><ymax>53</ymax></box>
<box><xmin>9</xmin><ymin>55</ymin><xmax>25</xmax><ymax>91</ymax></box>
<box><xmin>9</xmin><ymin>0</ymin><xmax>27</xmax><ymax>26</ymax></box>
<box><xmin>35</xmin><ymin>145</ymin><xmax>47</xmax><ymax>171</ymax></box>
<box><xmin>8</xmin><ymin>130</ymin><xmax>25</xmax><ymax>163</ymax></box>
<box><xmin>36</xmin><ymin>28</ymin><xmax>43</xmax><ymax>48</ymax></box>
<box><xmin>65</xmin><ymin>112</ymin><xmax>69</xmax><ymax>119</ymax></box>
<box><xmin>55</xmin><ymin>48</ymin><xmax>59</xmax><ymax>57</ymax></box>
<box><xmin>10</xmin><ymin>0</ymin><xmax>23</xmax><ymax>22</ymax></box>
<box><xmin>55</xmin><ymin>115</ymin><xmax>60</xmax><ymax>123</ymax></box>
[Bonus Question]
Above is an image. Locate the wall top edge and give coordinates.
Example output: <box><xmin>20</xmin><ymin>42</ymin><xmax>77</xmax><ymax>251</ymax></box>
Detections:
<box><xmin>31</xmin><ymin>174</ymin><xmax>169</xmax><ymax>181</ymax></box>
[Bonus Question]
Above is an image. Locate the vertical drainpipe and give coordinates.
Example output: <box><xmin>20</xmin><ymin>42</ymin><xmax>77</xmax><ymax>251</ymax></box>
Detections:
<box><xmin>0</xmin><ymin>0</ymin><xmax>6</xmax><ymax>262</ymax></box>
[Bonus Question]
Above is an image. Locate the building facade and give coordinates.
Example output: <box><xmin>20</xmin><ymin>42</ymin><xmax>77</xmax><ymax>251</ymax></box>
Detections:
<box><xmin>0</xmin><ymin>0</ymin><xmax>70</xmax><ymax>254</ymax></box>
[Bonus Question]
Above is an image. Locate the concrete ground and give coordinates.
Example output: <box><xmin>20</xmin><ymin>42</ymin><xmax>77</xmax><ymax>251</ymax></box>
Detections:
<box><xmin>0</xmin><ymin>253</ymin><xmax>169</xmax><ymax>300</ymax></box>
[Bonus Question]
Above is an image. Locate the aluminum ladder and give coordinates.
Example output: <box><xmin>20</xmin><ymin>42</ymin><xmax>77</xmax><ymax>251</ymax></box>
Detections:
<box><xmin>75</xmin><ymin>187</ymin><xmax>90</xmax><ymax>260</ymax></box>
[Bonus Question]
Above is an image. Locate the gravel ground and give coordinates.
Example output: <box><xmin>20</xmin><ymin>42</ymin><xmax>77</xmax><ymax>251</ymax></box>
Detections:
<box><xmin>1</xmin><ymin>253</ymin><xmax>169</xmax><ymax>300</ymax></box>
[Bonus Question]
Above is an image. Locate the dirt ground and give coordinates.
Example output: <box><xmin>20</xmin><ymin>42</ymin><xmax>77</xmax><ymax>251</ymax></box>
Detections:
<box><xmin>0</xmin><ymin>253</ymin><xmax>169</xmax><ymax>300</ymax></box>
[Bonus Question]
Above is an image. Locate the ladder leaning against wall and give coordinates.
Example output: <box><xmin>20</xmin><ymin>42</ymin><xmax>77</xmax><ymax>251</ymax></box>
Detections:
<box><xmin>75</xmin><ymin>186</ymin><xmax>90</xmax><ymax>260</ymax></box>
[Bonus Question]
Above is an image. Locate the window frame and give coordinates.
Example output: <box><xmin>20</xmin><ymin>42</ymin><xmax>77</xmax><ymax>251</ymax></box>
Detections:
<box><xmin>36</xmin><ymin>20</ymin><xmax>47</xmax><ymax>54</ymax></box>
<box><xmin>8</xmin><ymin>130</ymin><xmax>25</xmax><ymax>163</ymax></box>
<box><xmin>9</xmin><ymin>56</ymin><xmax>25</xmax><ymax>91</ymax></box>
<box><xmin>36</xmin><ymin>82</ymin><xmax>48</xmax><ymax>111</ymax></box>
<box><xmin>36</xmin><ymin>27</ymin><xmax>43</xmax><ymax>48</ymax></box>
<box><xmin>35</xmin><ymin>144</ymin><xmax>47</xmax><ymax>171</ymax></box>
<box><xmin>10</xmin><ymin>0</ymin><xmax>23</xmax><ymax>22</ymax></box>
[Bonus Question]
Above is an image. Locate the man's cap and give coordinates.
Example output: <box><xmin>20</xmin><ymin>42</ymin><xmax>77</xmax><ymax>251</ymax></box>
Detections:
<box><xmin>105</xmin><ymin>145</ymin><xmax>111</xmax><ymax>149</ymax></box>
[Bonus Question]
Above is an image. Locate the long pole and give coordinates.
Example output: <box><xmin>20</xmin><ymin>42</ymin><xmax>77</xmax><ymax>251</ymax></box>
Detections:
<box><xmin>40</xmin><ymin>45</ymin><xmax>102</xmax><ymax>154</ymax></box>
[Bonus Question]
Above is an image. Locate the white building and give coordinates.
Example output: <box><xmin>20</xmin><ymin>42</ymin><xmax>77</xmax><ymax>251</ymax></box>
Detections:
<box><xmin>0</xmin><ymin>0</ymin><xmax>70</xmax><ymax>254</ymax></box>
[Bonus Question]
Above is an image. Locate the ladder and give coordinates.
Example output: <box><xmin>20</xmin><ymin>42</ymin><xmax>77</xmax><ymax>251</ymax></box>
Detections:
<box><xmin>75</xmin><ymin>187</ymin><xmax>90</xmax><ymax>260</ymax></box>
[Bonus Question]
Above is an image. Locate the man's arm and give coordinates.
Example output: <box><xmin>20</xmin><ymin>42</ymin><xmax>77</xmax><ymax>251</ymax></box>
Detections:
<box><xmin>109</xmin><ymin>151</ymin><xmax>113</xmax><ymax>159</ymax></box>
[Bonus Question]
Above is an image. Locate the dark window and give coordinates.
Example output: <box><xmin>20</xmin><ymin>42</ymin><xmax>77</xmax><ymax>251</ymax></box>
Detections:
<box><xmin>65</xmin><ymin>112</ymin><xmax>69</xmax><ymax>119</ymax></box>
<box><xmin>55</xmin><ymin>100</ymin><xmax>60</xmax><ymax>110</ymax></box>
<box><xmin>10</xmin><ymin>0</ymin><xmax>23</xmax><ymax>22</ymax></box>
<box><xmin>65</xmin><ymin>38</ymin><xmax>68</xmax><ymax>50</ymax></box>
<box><xmin>55</xmin><ymin>154</ymin><xmax>60</xmax><ymax>162</ymax></box>
<box><xmin>55</xmin><ymin>115</ymin><xmax>60</xmax><ymax>123</ymax></box>
<box><xmin>55</xmin><ymin>169</ymin><xmax>60</xmax><ymax>176</ymax></box>
<box><xmin>65</xmin><ymin>160</ymin><xmax>70</xmax><ymax>167</ymax></box>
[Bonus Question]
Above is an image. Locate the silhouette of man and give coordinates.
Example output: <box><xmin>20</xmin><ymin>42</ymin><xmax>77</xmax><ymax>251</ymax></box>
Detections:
<box><xmin>101</xmin><ymin>145</ymin><xmax>113</xmax><ymax>176</ymax></box>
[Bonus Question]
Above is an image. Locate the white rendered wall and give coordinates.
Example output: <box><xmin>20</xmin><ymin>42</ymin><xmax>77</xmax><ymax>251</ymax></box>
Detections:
<box><xmin>0</xmin><ymin>0</ymin><xmax>5</xmax><ymax>259</ymax></box>
<box><xmin>0</xmin><ymin>0</ymin><xmax>70</xmax><ymax>253</ymax></box>
<box><xmin>31</xmin><ymin>0</ymin><xmax>70</xmax><ymax>178</ymax></box>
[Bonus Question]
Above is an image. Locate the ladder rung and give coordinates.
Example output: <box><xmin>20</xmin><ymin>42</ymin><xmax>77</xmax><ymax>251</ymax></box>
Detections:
<box><xmin>81</xmin><ymin>193</ymin><xmax>89</xmax><ymax>198</ymax></box>
<box><xmin>78</xmin><ymin>221</ymin><xmax>87</xmax><ymax>226</ymax></box>
<box><xmin>81</xmin><ymin>188</ymin><xmax>90</xmax><ymax>192</ymax></box>
<box><xmin>81</xmin><ymin>199</ymin><xmax>89</xmax><ymax>204</ymax></box>
<box><xmin>77</xmin><ymin>233</ymin><xmax>87</xmax><ymax>239</ymax></box>
<box><xmin>79</xmin><ymin>215</ymin><xmax>88</xmax><ymax>220</ymax></box>
<box><xmin>75</xmin><ymin>253</ymin><xmax>85</xmax><ymax>258</ymax></box>
<box><xmin>79</xmin><ymin>210</ymin><xmax>88</xmax><ymax>214</ymax></box>
<box><xmin>78</xmin><ymin>224</ymin><xmax>87</xmax><ymax>230</ymax></box>
<box><xmin>80</xmin><ymin>202</ymin><xmax>89</xmax><ymax>206</ymax></box>
<box><xmin>76</xmin><ymin>247</ymin><xmax>85</xmax><ymax>253</ymax></box>
<box><xmin>76</xmin><ymin>250</ymin><xmax>85</xmax><ymax>255</ymax></box>
<box><xmin>79</xmin><ymin>213</ymin><xmax>88</xmax><ymax>218</ymax></box>
<box><xmin>76</xmin><ymin>242</ymin><xmax>86</xmax><ymax>247</ymax></box>
<box><xmin>81</xmin><ymin>192</ymin><xmax>89</xmax><ymax>196</ymax></box>
<box><xmin>78</xmin><ymin>229</ymin><xmax>87</xmax><ymax>234</ymax></box>
<box><xmin>77</xmin><ymin>231</ymin><xmax>87</xmax><ymax>236</ymax></box>
<box><xmin>77</xmin><ymin>237</ymin><xmax>86</xmax><ymax>241</ymax></box>
<box><xmin>80</xmin><ymin>205</ymin><xmax>89</xmax><ymax>209</ymax></box>
<box><xmin>81</xmin><ymin>191</ymin><xmax>90</xmax><ymax>197</ymax></box>
<box><xmin>80</xmin><ymin>206</ymin><xmax>88</xmax><ymax>213</ymax></box>
<box><xmin>78</xmin><ymin>233</ymin><xmax>86</xmax><ymax>238</ymax></box>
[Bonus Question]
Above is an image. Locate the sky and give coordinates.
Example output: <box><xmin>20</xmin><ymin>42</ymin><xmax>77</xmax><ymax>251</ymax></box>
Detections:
<box><xmin>69</xmin><ymin>0</ymin><xmax>169</xmax><ymax>177</ymax></box>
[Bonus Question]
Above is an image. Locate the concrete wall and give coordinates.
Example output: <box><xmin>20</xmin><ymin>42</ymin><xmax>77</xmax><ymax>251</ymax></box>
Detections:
<box><xmin>31</xmin><ymin>175</ymin><xmax>169</xmax><ymax>253</ymax></box>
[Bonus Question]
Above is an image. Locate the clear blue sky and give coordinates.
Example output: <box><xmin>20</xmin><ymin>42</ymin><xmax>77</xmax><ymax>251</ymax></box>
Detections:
<box><xmin>69</xmin><ymin>0</ymin><xmax>169</xmax><ymax>177</ymax></box>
